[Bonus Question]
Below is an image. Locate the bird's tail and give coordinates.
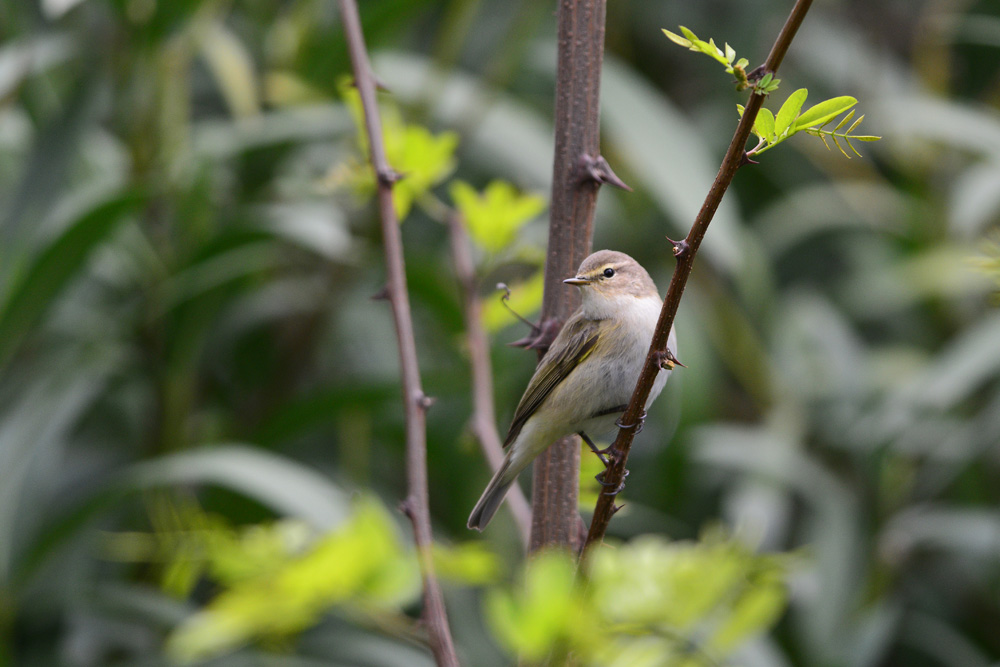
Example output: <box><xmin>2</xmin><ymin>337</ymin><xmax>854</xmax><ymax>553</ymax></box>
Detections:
<box><xmin>467</xmin><ymin>454</ymin><xmax>520</xmax><ymax>531</ymax></box>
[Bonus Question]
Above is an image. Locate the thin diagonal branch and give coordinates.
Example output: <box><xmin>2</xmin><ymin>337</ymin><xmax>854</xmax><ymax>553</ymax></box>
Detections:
<box><xmin>583</xmin><ymin>0</ymin><xmax>815</xmax><ymax>554</ymax></box>
<box><xmin>446</xmin><ymin>213</ymin><xmax>532</xmax><ymax>548</ymax></box>
<box><xmin>337</xmin><ymin>2</ymin><xmax>459</xmax><ymax>665</ymax></box>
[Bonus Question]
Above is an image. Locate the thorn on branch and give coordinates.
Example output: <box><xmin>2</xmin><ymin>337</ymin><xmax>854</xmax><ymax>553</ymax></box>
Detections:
<box><xmin>376</xmin><ymin>166</ymin><xmax>404</xmax><ymax>186</ymax></box>
<box><xmin>399</xmin><ymin>498</ymin><xmax>416</xmax><ymax>520</ymax></box>
<box><xmin>667</xmin><ymin>237</ymin><xmax>690</xmax><ymax>259</ymax></box>
<box><xmin>347</xmin><ymin>74</ymin><xmax>392</xmax><ymax>92</ymax></box>
<box><xmin>611</xmin><ymin>502</ymin><xmax>625</xmax><ymax>515</ymax></box>
<box><xmin>746</xmin><ymin>64</ymin><xmax>768</xmax><ymax>83</ymax></box>
<box><xmin>654</xmin><ymin>347</ymin><xmax>686</xmax><ymax>370</ymax></box>
<box><xmin>509</xmin><ymin>317</ymin><xmax>562</xmax><ymax>353</ymax></box>
<box><xmin>371</xmin><ymin>286</ymin><xmax>390</xmax><ymax>301</ymax></box>
<box><xmin>740</xmin><ymin>151</ymin><xmax>759</xmax><ymax>167</ymax></box>
<box><xmin>578</xmin><ymin>154</ymin><xmax>633</xmax><ymax>191</ymax></box>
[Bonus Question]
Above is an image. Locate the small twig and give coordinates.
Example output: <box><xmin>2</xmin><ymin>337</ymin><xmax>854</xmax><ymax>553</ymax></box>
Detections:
<box><xmin>496</xmin><ymin>283</ymin><xmax>543</xmax><ymax>334</ymax></box>
<box><xmin>446</xmin><ymin>214</ymin><xmax>532</xmax><ymax>548</ymax></box>
<box><xmin>583</xmin><ymin>0</ymin><xmax>816</xmax><ymax>555</ymax></box>
<box><xmin>337</xmin><ymin>2</ymin><xmax>459</xmax><ymax>665</ymax></box>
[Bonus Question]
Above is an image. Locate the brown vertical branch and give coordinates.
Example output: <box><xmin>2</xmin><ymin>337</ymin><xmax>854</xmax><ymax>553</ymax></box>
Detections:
<box><xmin>531</xmin><ymin>0</ymin><xmax>616</xmax><ymax>553</ymax></box>
<box><xmin>583</xmin><ymin>0</ymin><xmax>815</xmax><ymax>554</ymax></box>
<box><xmin>337</xmin><ymin>2</ymin><xmax>459</xmax><ymax>665</ymax></box>
<box><xmin>446</xmin><ymin>214</ymin><xmax>532</xmax><ymax>547</ymax></box>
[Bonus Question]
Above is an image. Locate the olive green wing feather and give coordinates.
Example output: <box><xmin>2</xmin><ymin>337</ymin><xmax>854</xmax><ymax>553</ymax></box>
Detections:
<box><xmin>503</xmin><ymin>315</ymin><xmax>601</xmax><ymax>448</ymax></box>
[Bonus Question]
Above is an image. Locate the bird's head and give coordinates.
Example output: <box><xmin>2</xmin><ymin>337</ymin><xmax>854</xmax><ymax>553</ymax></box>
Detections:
<box><xmin>563</xmin><ymin>250</ymin><xmax>659</xmax><ymax>316</ymax></box>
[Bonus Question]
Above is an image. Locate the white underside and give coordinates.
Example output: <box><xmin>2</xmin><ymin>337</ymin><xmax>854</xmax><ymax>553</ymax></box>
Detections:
<box><xmin>505</xmin><ymin>293</ymin><xmax>674</xmax><ymax>475</ymax></box>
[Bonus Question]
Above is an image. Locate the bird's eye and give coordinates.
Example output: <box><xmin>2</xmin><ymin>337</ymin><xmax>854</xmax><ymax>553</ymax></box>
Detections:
<box><xmin>603</xmin><ymin>268</ymin><xmax>615</xmax><ymax>278</ymax></box>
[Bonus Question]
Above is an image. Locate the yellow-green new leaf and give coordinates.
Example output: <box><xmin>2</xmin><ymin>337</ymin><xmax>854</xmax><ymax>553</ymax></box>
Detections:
<box><xmin>662</xmin><ymin>28</ymin><xmax>692</xmax><ymax>48</ymax></box>
<box><xmin>708</xmin><ymin>575</ymin><xmax>787</xmax><ymax>652</ymax></box>
<box><xmin>432</xmin><ymin>542</ymin><xmax>502</xmax><ymax>585</ymax></box>
<box><xmin>755</xmin><ymin>108</ymin><xmax>776</xmax><ymax>144</ymax></box>
<box><xmin>775</xmin><ymin>88</ymin><xmax>808</xmax><ymax>137</ymax></box>
<box><xmin>450</xmin><ymin>180</ymin><xmax>545</xmax><ymax>252</ymax></box>
<box><xmin>793</xmin><ymin>96</ymin><xmax>857</xmax><ymax>131</ymax></box>
<box><xmin>339</xmin><ymin>83</ymin><xmax>458</xmax><ymax>220</ymax></box>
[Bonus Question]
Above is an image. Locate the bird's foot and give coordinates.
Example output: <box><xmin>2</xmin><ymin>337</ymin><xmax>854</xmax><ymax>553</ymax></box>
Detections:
<box><xmin>595</xmin><ymin>467</ymin><xmax>629</xmax><ymax>493</ymax></box>
<box><xmin>596</xmin><ymin>468</ymin><xmax>629</xmax><ymax>496</ymax></box>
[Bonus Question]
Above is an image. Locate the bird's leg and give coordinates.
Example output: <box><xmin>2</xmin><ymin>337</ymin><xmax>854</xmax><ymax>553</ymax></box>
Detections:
<box><xmin>578</xmin><ymin>431</ymin><xmax>610</xmax><ymax>467</ymax></box>
<box><xmin>581</xmin><ymin>431</ymin><xmax>628</xmax><ymax>491</ymax></box>
<box><xmin>615</xmin><ymin>409</ymin><xmax>647</xmax><ymax>435</ymax></box>
<box><xmin>600</xmin><ymin>410</ymin><xmax>648</xmax><ymax>494</ymax></box>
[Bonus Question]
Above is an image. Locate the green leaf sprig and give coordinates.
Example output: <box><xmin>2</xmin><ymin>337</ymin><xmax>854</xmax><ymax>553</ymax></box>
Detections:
<box><xmin>663</xmin><ymin>27</ymin><xmax>881</xmax><ymax>159</ymax></box>
<box><xmin>738</xmin><ymin>90</ymin><xmax>881</xmax><ymax>158</ymax></box>
<box><xmin>662</xmin><ymin>26</ymin><xmax>760</xmax><ymax>91</ymax></box>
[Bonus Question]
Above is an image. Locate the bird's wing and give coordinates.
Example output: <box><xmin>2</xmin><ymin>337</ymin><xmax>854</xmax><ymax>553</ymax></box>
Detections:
<box><xmin>503</xmin><ymin>314</ymin><xmax>601</xmax><ymax>448</ymax></box>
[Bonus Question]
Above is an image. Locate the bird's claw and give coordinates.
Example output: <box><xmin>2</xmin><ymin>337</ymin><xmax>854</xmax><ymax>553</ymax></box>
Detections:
<box><xmin>615</xmin><ymin>410</ymin><xmax>647</xmax><ymax>435</ymax></box>
<box><xmin>595</xmin><ymin>468</ymin><xmax>629</xmax><ymax>492</ymax></box>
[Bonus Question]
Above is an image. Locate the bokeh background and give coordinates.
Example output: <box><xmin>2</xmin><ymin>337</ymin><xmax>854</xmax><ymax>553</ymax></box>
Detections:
<box><xmin>3</xmin><ymin>0</ymin><xmax>1000</xmax><ymax>665</ymax></box>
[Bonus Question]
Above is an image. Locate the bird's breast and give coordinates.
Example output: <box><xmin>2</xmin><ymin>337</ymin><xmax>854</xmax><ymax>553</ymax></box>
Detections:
<box><xmin>546</xmin><ymin>295</ymin><xmax>667</xmax><ymax>434</ymax></box>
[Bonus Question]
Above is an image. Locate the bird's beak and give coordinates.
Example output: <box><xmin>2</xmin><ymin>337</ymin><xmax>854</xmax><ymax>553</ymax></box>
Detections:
<box><xmin>563</xmin><ymin>276</ymin><xmax>591</xmax><ymax>286</ymax></box>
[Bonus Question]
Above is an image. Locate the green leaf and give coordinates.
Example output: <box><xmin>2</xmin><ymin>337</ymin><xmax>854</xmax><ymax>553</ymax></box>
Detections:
<box><xmin>389</xmin><ymin>123</ymin><xmax>459</xmax><ymax>220</ymax></box>
<box><xmin>432</xmin><ymin>542</ymin><xmax>502</xmax><ymax>585</ymax></box>
<box><xmin>450</xmin><ymin>180</ymin><xmax>545</xmax><ymax>252</ymax></box>
<box><xmin>165</xmin><ymin>497</ymin><xmax>419</xmax><ymax>663</ymax></box>
<box><xmin>661</xmin><ymin>29</ymin><xmax>692</xmax><ymax>48</ymax></box>
<box><xmin>756</xmin><ymin>108</ymin><xmax>776</xmax><ymax>143</ymax></box>
<box><xmin>0</xmin><ymin>191</ymin><xmax>143</xmax><ymax>370</ymax></box>
<box><xmin>128</xmin><ymin>445</ymin><xmax>351</xmax><ymax>530</ymax></box>
<box><xmin>834</xmin><ymin>109</ymin><xmax>856</xmax><ymax>131</ymax></box>
<box><xmin>339</xmin><ymin>84</ymin><xmax>459</xmax><ymax>220</ymax></box>
<box><xmin>197</xmin><ymin>21</ymin><xmax>260</xmax><ymax>117</ymax></box>
<box><xmin>775</xmin><ymin>88</ymin><xmax>808</xmax><ymax>137</ymax></box>
<box><xmin>793</xmin><ymin>96</ymin><xmax>858</xmax><ymax>131</ymax></box>
<box><xmin>709</xmin><ymin>574</ymin><xmax>787</xmax><ymax>652</ymax></box>
<box><xmin>485</xmin><ymin>550</ymin><xmax>591</xmax><ymax>661</ymax></box>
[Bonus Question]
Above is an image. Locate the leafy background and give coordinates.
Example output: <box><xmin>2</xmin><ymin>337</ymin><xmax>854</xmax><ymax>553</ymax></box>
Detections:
<box><xmin>3</xmin><ymin>0</ymin><xmax>1000</xmax><ymax>665</ymax></box>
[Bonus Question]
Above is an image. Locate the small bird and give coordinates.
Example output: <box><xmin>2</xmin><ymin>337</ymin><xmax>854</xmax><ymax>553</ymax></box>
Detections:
<box><xmin>468</xmin><ymin>250</ymin><xmax>676</xmax><ymax>530</ymax></box>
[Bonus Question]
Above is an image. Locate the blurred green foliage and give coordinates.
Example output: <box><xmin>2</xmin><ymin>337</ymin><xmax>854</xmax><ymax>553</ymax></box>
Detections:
<box><xmin>3</xmin><ymin>0</ymin><xmax>1000</xmax><ymax>666</ymax></box>
<box><xmin>489</xmin><ymin>534</ymin><xmax>788</xmax><ymax>666</ymax></box>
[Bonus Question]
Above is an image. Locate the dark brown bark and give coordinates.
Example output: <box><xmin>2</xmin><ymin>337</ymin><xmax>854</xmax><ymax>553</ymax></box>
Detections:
<box><xmin>530</xmin><ymin>0</ymin><xmax>611</xmax><ymax>553</ymax></box>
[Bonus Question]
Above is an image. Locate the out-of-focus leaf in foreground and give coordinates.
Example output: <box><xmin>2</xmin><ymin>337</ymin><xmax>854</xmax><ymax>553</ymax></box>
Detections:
<box><xmin>162</xmin><ymin>496</ymin><xmax>420</xmax><ymax>663</ymax></box>
<box><xmin>487</xmin><ymin>533</ymin><xmax>789</xmax><ymax>666</ymax></box>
